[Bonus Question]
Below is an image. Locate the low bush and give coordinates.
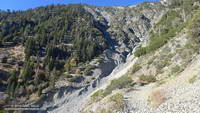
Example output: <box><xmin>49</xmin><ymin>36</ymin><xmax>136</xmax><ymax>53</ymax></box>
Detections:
<box><xmin>100</xmin><ymin>109</ymin><xmax>113</xmax><ymax>113</ymax></box>
<box><xmin>65</xmin><ymin>74</ymin><xmax>73</xmax><ymax>78</ymax></box>
<box><xmin>188</xmin><ymin>75</ymin><xmax>198</xmax><ymax>84</ymax></box>
<box><xmin>134</xmin><ymin>47</ymin><xmax>147</xmax><ymax>57</ymax></box>
<box><xmin>135</xmin><ymin>10</ymin><xmax>186</xmax><ymax>57</ymax></box>
<box><xmin>0</xmin><ymin>110</ymin><xmax>8</xmax><ymax>113</ymax></box>
<box><xmin>131</xmin><ymin>64</ymin><xmax>142</xmax><ymax>74</ymax></box>
<box><xmin>155</xmin><ymin>59</ymin><xmax>171</xmax><ymax>70</ymax></box>
<box><xmin>139</xmin><ymin>75</ymin><xmax>156</xmax><ymax>83</ymax></box>
<box><xmin>84</xmin><ymin>64</ymin><xmax>96</xmax><ymax>76</ymax></box>
<box><xmin>188</xmin><ymin>8</ymin><xmax>200</xmax><ymax>46</ymax></box>
<box><xmin>103</xmin><ymin>76</ymin><xmax>132</xmax><ymax>96</ymax></box>
<box><xmin>156</xmin><ymin>79</ymin><xmax>166</xmax><ymax>87</ymax></box>
<box><xmin>109</xmin><ymin>93</ymin><xmax>124</xmax><ymax>109</ymax></box>
<box><xmin>171</xmin><ymin>65</ymin><xmax>181</xmax><ymax>75</ymax></box>
<box><xmin>91</xmin><ymin>89</ymin><xmax>104</xmax><ymax>100</ymax></box>
<box><xmin>147</xmin><ymin>57</ymin><xmax>155</xmax><ymax>65</ymax></box>
<box><xmin>67</xmin><ymin>75</ymin><xmax>84</xmax><ymax>83</ymax></box>
<box><xmin>185</xmin><ymin>40</ymin><xmax>199</xmax><ymax>53</ymax></box>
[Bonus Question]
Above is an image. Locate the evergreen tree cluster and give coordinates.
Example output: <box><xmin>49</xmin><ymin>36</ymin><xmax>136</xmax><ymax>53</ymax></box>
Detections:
<box><xmin>0</xmin><ymin>4</ymin><xmax>107</xmax><ymax>62</ymax></box>
<box><xmin>2</xmin><ymin>4</ymin><xmax>108</xmax><ymax>99</ymax></box>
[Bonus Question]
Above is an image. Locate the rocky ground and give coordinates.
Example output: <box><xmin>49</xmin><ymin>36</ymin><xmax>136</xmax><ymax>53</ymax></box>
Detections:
<box><xmin>83</xmin><ymin>54</ymin><xmax>200</xmax><ymax>113</ymax></box>
<box><xmin>120</xmin><ymin>55</ymin><xmax>200</xmax><ymax>113</ymax></box>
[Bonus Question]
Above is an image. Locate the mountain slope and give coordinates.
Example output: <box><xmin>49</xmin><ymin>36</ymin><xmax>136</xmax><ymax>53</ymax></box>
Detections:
<box><xmin>0</xmin><ymin>1</ymin><xmax>165</xmax><ymax>112</ymax></box>
<box><xmin>81</xmin><ymin>0</ymin><xmax>200</xmax><ymax>113</ymax></box>
<box><xmin>0</xmin><ymin>0</ymin><xmax>200</xmax><ymax>113</ymax></box>
<box><xmin>32</xmin><ymin>2</ymin><xmax>166</xmax><ymax>113</ymax></box>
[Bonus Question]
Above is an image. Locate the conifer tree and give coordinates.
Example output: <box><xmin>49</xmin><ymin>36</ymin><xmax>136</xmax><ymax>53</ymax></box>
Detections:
<box><xmin>7</xmin><ymin>70</ymin><xmax>19</xmax><ymax>97</ymax></box>
<box><xmin>21</xmin><ymin>59</ymin><xmax>34</xmax><ymax>82</ymax></box>
<box><xmin>25</xmin><ymin>38</ymin><xmax>36</xmax><ymax>60</ymax></box>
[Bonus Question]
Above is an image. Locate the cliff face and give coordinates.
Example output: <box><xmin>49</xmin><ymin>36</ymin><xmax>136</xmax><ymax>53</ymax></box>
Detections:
<box><xmin>85</xmin><ymin>2</ymin><xmax>164</xmax><ymax>48</ymax></box>
<box><xmin>81</xmin><ymin>2</ymin><xmax>165</xmax><ymax>81</ymax></box>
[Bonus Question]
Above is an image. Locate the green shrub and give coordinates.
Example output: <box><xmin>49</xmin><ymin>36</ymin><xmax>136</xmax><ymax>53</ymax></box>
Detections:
<box><xmin>134</xmin><ymin>10</ymin><xmax>186</xmax><ymax>57</ymax></box>
<box><xmin>100</xmin><ymin>109</ymin><xmax>114</xmax><ymax>113</ymax></box>
<box><xmin>91</xmin><ymin>89</ymin><xmax>104</xmax><ymax>100</ymax></box>
<box><xmin>155</xmin><ymin>59</ymin><xmax>171</xmax><ymax>70</ymax></box>
<box><xmin>139</xmin><ymin>75</ymin><xmax>156</xmax><ymax>83</ymax></box>
<box><xmin>188</xmin><ymin>75</ymin><xmax>198</xmax><ymax>84</ymax></box>
<box><xmin>67</xmin><ymin>75</ymin><xmax>83</xmax><ymax>83</ymax></box>
<box><xmin>65</xmin><ymin>74</ymin><xmax>73</xmax><ymax>78</ymax></box>
<box><xmin>0</xmin><ymin>110</ymin><xmax>8</xmax><ymax>113</ymax></box>
<box><xmin>171</xmin><ymin>65</ymin><xmax>181</xmax><ymax>74</ymax></box>
<box><xmin>156</xmin><ymin>79</ymin><xmax>166</xmax><ymax>86</ymax></box>
<box><xmin>134</xmin><ymin>47</ymin><xmax>147</xmax><ymax>57</ymax></box>
<box><xmin>109</xmin><ymin>93</ymin><xmax>124</xmax><ymax>109</ymax></box>
<box><xmin>103</xmin><ymin>76</ymin><xmax>132</xmax><ymax>96</ymax></box>
<box><xmin>179</xmin><ymin>49</ymin><xmax>193</xmax><ymax>62</ymax></box>
<box><xmin>188</xmin><ymin>8</ymin><xmax>200</xmax><ymax>42</ymax></box>
<box><xmin>38</xmin><ymin>86</ymin><xmax>43</xmax><ymax>96</ymax></box>
<box><xmin>131</xmin><ymin>64</ymin><xmax>142</xmax><ymax>74</ymax></box>
<box><xmin>169</xmin><ymin>0</ymin><xmax>199</xmax><ymax>11</ymax></box>
<box><xmin>167</xmin><ymin>53</ymin><xmax>176</xmax><ymax>59</ymax></box>
<box><xmin>84</xmin><ymin>65</ymin><xmax>96</xmax><ymax>76</ymax></box>
<box><xmin>147</xmin><ymin>57</ymin><xmax>155</xmax><ymax>65</ymax></box>
<box><xmin>185</xmin><ymin>40</ymin><xmax>199</xmax><ymax>52</ymax></box>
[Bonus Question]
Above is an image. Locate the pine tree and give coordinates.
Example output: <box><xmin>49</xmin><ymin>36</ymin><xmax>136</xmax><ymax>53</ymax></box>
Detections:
<box><xmin>7</xmin><ymin>70</ymin><xmax>19</xmax><ymax>97</ymax></box>
<box><xmin>50</xmin><ymin>68</ymin><xmax>58</xmax><ymax>89</ymax></box>
<box><xmin>37</xmin><ymin>86</ymin><xmax>43</xmax><ymax>96</ymax></box>
<box><xmin>34</xmin><ymin>56</ymin><xmax>40</xmax><ymax>85</ymax></box>
<box><xmin>25</xmin><ymin>38</ymin><xmax>36</xmax><ymax>60</ymax></box>
<box><xmin>21</xmin><ymin>59</ymin><xmax>34</xmax><ymax>82</ymax></box>
<box><xmin>48</xmin><ymin>57</ymin><xmax>55</xmax><ymax>71</ymax></box>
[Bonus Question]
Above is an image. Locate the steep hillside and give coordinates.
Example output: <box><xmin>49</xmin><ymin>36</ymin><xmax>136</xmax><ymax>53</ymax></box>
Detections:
<box><xmin>34</xmin><ymin>3</ymin><xmax>165</xmax><ymax>113</ymax></box>
<box><xmin>82</xmin><ymin>0</ymin><xmax>200</xmax><ymax>113</ymax></box>
<box><xmin>0</xmin><ymin>1</ymin><xmax>165</xmax><ymax>112</ymax></box>
<box><xmin>1</xmin><ymin>0</ymin><xmax>200</xmax><ymax>113</ymax></box>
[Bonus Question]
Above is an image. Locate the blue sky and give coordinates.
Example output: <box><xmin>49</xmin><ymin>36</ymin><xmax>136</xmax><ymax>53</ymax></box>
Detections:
<box><xmin>0</xmin><ymin>0</ymin><xmax>160</xmax><ymax>11</ymax></box>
